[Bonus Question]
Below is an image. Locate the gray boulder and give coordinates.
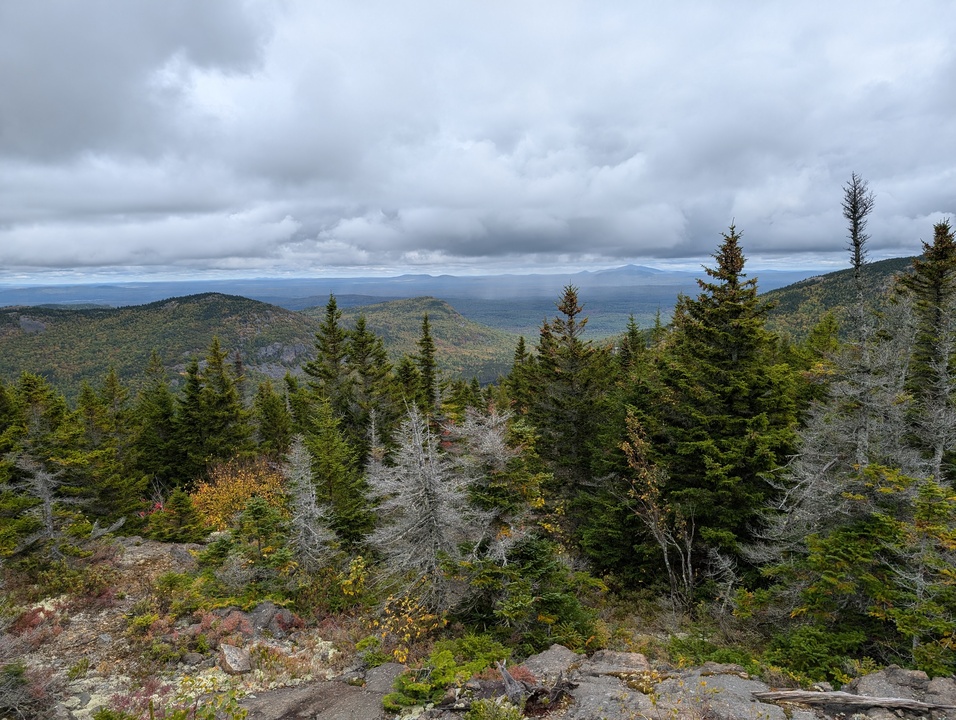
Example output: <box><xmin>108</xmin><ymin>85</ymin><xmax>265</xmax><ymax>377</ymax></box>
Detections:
<box><xmin>219</xmin><ymin>643</ymin><xmax>252</xmax><ymax>674</ymax></box>
<box><xmin>520</xmin><ymin>643</ymin><xmax>581</xmax><ymax>683</ymax></box>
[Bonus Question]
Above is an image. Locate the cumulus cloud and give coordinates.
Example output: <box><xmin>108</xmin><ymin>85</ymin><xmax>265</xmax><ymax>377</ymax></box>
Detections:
<box><xmin>0</xmin><ymin>0</ymin><xmax>954</xmax><ymax>279</ymax></box>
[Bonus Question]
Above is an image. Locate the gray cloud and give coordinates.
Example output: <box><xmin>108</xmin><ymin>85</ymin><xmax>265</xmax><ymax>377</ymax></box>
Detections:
<box><xmin>1</xmin><ymin>1</ymin><xmax>954</xmax><ymax>280</ymax></box>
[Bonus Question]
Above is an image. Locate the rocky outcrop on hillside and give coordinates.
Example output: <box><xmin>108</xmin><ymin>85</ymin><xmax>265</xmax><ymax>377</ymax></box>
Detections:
<box><xmin>238</xmin><ymin>646</ymin><xmax>956</xmax><ymax>720</ymax></box>
<box><xmin>5</xmin><ymin>537</ymin><xmax>955</xmax><ymax>720</ymax></box>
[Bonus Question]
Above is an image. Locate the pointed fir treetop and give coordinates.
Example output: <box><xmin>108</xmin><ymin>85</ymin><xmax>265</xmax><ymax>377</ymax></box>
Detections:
<box><xmin>551</xmin><ymin>285</ymin><xmax>588</xmax><ymax>346</ymax></box>
<box><xmin>697</xmin><ymin>223</ymin><xmax>757</xmax><ymax>297</ymax></box>
<box><xmin>305</xmin><ymin>293</ymin><xmax>350</xmax><ymax>390</ymax></box>
<box><xmin>672</xmin><ymin>224</ymin><xmax>774</xmax><ymax>366</ymax></box>
<box><xmin>900</xmin><ymin>219</ymin><xmax>956</xmax><ymax>305</ymax></box>
<box><xmin>415</xmin><ymin>313</ymin><xmax>438</xmax><ymax>410</ymax></box>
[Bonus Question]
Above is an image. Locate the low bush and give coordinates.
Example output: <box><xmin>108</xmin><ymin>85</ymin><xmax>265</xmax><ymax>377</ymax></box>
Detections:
<box><xmin>383</xmin><ymin>634</ymin><xmax>510</xmax><ymax>711</ymax></box>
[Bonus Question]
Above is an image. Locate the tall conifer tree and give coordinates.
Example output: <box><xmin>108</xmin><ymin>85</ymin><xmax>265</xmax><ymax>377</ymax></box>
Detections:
<box><xmin>305</xmin><ymin>294</ymin><xmax>354</xmax><ymax>419</ymax></box>
<box><xmin>75</xmin><ymin>369</ymin><xmax>142</xmax><ymax>521</ymax></box>
<box><xmin>252</xmin><ymin>379</ymin><xmax>293</xmax><ymax>459</ymax></box>
<box><xmin>346</xmin><ymin>314</ymin><xmax>397</xmax><ymax>455</ymax></box>
<box><xmin>653</xmin><ymin>226</ymin><xmax>796</xmax><ymax>555</ymax></box>
<box><xmin>130</xmin><ymin>351</ymin><xmax>180</xmax><ymax>492</ymax></box>
<box><xmin>303</xmin><ymin>396</ymin><xmax>372</xmax><ymax>546</ymax></box>
<box><xmin>898</xmin><ymin>219</ymin><xmax>956</xmax><ymax>481</ymax></box>
<box><xmin>199</xmin><ymin>337</ymin><xmax>252</xmax><ymax>461</ymax></box>
<box><xmin>415</xmin><ymin>313</ymin><xmax>439</xmax><ymax>412</ymax></box>
<box><xmin>527</xmin><ymin>286</ymin><xmax>612</xmax><ymax>515</ymax></box>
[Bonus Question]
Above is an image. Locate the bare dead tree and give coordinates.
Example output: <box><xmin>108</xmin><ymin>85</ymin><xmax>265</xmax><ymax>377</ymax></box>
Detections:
<box><xmin>5</xmin><ymin>453</ymin><xmax>87</xmax><ymax>559</ymax></box>
<box><xmin>748</xmin><ymin>295</ymin><xmax>919</xmax><ymax>567</ymax></box>
<box><xmin>283</xmin><ymin>436</ymin><xmax>336</xmax><ymax>572</ymax></box>
<box><xmin>448</xmin><ymin>407</ymin><xmax>527</xmax><ymax>563</ymax></box>
<box><xmin>843</xmin><ymin>172</ymin><xmax>875</xmax><ymax>291</ymax></box>
<box><xmin>367</xmin><ymin>405</ymin><xmax>492</xmax><ymax>609</ymax></box>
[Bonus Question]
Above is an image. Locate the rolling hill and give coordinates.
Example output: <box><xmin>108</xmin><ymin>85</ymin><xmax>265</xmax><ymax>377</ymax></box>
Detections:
<box><xmin>304</xmin><ymin>296</ymin><xmax>521</xmax><ymax>384</ymax></box>
<box><xmin>0</xmin><ymin>293</ymin><xmax>319</xmax><ymax>397</ymax></box>
<box><xmin>0</xmin><ymin>254</ymin><xmax>923</xmax><ymax>400</ymax></box>
<box><xmin>763</xmin><ymin>256</ymin><xmax>915</xmax><ymax>339</ymax></box>
<box><xmin>0</xmin><ymin>293</ymin><xmax>523</xmax><ymax>397</ymax></box>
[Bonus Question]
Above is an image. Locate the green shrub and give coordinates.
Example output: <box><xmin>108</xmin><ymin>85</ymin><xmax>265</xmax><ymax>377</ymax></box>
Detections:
<box><xmin>127</xmin><ymin>612</ymin><xmax>159</xmax><ymax>637</ymax></box>
<box><xmin>465</xmin><ymin>699</ymin><xmax>524</xmax><ymax>720</ymax></box>
<box><xmin>154</xmin><ymin>571</ymin><xmax>204</xmax><ymax>617</ymax></box>
<box><xmin>764</xmin><ymin>624</ymin><xmax>866</xmax><ymax>683</ymax></box>
<box><xmin>456</xmin><ymin>536</ymin><xmax>604</xmax><ymax>656</ymax></box>
<box><xmin>383</xmin><ymin>635</ymin><xmax>510</xmax><ymax>711</ymax></box>
<box><xmin>666</xmin><ymin>632</ymin><xmax>755</xmax><ymax>670</ymax></box>
<box><xmin>356</xmin><ymin>636</ymin><xmax>391</xmax><ymax>668</ymax></box>
<box><xmin>67</xmin><ymin>657</ymin><xmax>90</xmax><ymax>680</ymax></box>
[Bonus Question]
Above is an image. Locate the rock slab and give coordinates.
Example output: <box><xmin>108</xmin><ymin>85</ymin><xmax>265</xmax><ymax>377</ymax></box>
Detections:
<box><xmin>219</xmin><ymin>643</ymin><xmax>252</xmax><ymax>674</ymax></box>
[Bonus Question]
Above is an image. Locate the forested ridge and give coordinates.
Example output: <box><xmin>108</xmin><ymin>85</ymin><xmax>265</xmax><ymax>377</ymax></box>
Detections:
<box><xmin>764</xmin><ymin>255</ymin><xmax>914</xmax><ymax>340</ymax></box>
<box><xmin>2</xmin><ymin>177</ymin><xmax>955</xmax><ymax>718</ymax></box>
<box><xmin>0</xmin><ymin>294</ymin><xmax>517</xmax><ymax>399</ymax></box>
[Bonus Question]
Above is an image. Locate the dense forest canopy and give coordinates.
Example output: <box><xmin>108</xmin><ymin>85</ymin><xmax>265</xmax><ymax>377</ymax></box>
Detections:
<box><xmin>2</xmin><ymin>177</ymin><xmax>955</xmax><ymax>718</ymax></box>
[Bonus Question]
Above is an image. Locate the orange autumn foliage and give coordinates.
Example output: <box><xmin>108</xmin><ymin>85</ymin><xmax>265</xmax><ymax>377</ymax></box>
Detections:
<box><xmin>190</xmin><ymin>456</ymin><xmax>289</xmax><ymax>530</ymax></box>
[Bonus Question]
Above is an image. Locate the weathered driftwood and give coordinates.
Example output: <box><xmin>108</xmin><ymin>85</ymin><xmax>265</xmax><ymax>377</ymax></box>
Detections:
<box><xmin>524</xmin><ymin>670</ymin><xmax>576</xmax><ymax>712</ymax></box>
<box><xmin>753</xmin><ymin>689</ymin><xmax>956</xmax><ymax>712</ymax></box>
<box><xmin>496</xmin><ymin>661</ymin><xmax>526</xmax><ymax>708</ymax></box>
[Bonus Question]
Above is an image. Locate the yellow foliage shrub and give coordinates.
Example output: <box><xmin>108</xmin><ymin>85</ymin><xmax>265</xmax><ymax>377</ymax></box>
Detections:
<box><xmin>191</xmin><ymin>456</ymin><xmax>288</xmax><ymax>530</ymax></box>
<box><xmin>367</xmin><ymin>594</ymin><xmax>446</xmax><ymax>663</ymax></box>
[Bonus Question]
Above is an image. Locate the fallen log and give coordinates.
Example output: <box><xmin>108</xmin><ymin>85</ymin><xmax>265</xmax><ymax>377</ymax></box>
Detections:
<box><xmin>753</xmin><ymin>689</ymin><xmax>956</xmax><ymax>712</ymax></box>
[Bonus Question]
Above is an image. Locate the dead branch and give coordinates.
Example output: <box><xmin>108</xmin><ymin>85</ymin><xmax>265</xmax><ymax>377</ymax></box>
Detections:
<box><xmin>753</xmin><ymin>689</ymin><xmax>956</xmax><ymax>712</ymax></box>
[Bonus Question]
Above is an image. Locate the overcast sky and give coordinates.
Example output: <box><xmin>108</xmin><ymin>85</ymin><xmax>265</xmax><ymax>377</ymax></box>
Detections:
<box><xmin>1</xmin><ymin>1</ymin><xmax>953</xmax><ymax>282</ymax></box>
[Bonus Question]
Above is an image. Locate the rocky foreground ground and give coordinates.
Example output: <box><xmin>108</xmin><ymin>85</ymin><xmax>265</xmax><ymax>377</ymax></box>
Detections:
<box><xmin>8</xmin><ymin>538</ymin><xmax>956</xmax><ymax>720</ymax></box>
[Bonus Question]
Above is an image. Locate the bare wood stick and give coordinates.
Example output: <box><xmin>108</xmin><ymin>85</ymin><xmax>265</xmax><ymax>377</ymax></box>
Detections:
<box><xmin>753</xmin><ymin>689</ymin><xmax>956</xmax><ymax>712</ymax></box>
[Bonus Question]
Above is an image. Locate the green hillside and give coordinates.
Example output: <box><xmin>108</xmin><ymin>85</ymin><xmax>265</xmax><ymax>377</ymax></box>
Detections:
<box><xmin>0</xmin><ymin>293</ymin><xmax>523</xmax><ymax>396</ymax></box>
<box><xmin>1</xmin><ymin>256</ymin><xmax>916</xmax><ymax>399</ymax></box>
<box><xmin>764</xmin><ymin>256</ymin><xmax>914</xmax><ymax>339</ymax></box>
<box><xmin>305</xmin><ymin>296</ymin><xmax>521</xmax><ymax>383</ymax></box>
<box><xmin>0</xmin><ymin>293</ymin><xmax>319</xmax><ymax>397</ymax></box>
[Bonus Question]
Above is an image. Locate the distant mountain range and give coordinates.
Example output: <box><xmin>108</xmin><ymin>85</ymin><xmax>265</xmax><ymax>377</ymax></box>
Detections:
<box><xmin>0</xmin><ymin>259</ymin><xmax>918</xmax><ymax>398</ymax></box>
<box><xmin>0</xmin><ymin>265</ymin><xmax>818</xmax><ymax>305</ymax></box>
<box><xmin>0</xmin><ymin>265</ymin><xmax>823</xmax><ymax>340</ymax></box>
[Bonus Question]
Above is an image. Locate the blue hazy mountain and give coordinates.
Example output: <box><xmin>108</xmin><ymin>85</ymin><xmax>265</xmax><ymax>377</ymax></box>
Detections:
<box><xmin>0</xmin><ymin>265</ymin><xmax>819</xmax><ymax>309</ymax></box>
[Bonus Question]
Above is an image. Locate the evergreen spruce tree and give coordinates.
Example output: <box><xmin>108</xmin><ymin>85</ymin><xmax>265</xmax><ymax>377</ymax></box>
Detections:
<box><xmin>252</xmin><ymin>379</ymin><xmax>293</xmax><ymax>459</ymax></box>
<box><xmin>415</xmin><ymin>313</ymin><xmax>439</xmax><ymax>412</ymax></box>
<box><xmin>175</xmin><ymin>357</ymin><xmax>209</xmax><ymax>485</ymax></box>
<box><xmin>582</xmin><ymin>318</ymin><xmax>662</xmax><ymax>580</ymax></box>
<box><xmin>898</xmin><ymin>220</ymin><xmax>956</xmax><ymax>481</ymax></box>
<box><xmin>0</xmin><ymin>381</ymin><xmax>16</xmax><ymax>462</ymax></box>
<box><xmin>130</xmin><ymin>351</ymin><xmax>181</xmax><ymax>493</ymax></box>
<box><xmin>304</xmin><ymin>294</ymin><xmax>354</xmax><ymax>419</ymax></box>
<box><xmin>0</xmin><ymin>374</ymin><xmax>84</xmax><ymax>557</ymax></box>
<box><xmin>617</xmin><ymin>315</ymin><xmax>646</xmax><ymax>373</ymax></box>
<box><xmin>395</xmin><ymin>355</ymin><xmax>422</xmax><ymax>406</ymax></box>
<box><xmin>146</xmin><ymin>487</ymin><xmax>205</xmax><ymax>542</ymax></box>
<box><xmin>284</xmin><ymin>374</ymin><xmax>311</xmax><ymax>433</ymax></box>
<box><xmin>75</xmin><ymin>370</ymin><xmax>143</xmax><ymax>522</ymax></box>
<box><xmin>653</xmin><ymin>226</ymin><xmax>797</xmax><ymax>556</ymax></box>
<box><xmin>505</xmin><ymin>336</ymin><xmax>535</xmax><ymax>416</ymax></box>
<box><xmin>345</xmin><ymin>314</ymin><xmax>398</xmax><ymax>456</ymax></box>
<box><xmin>302</xmin><ymin>396</ymin><xmax>372</xmax><ymax>547</ymax></box>
<box><xmin>199</xmin><ymin>336</ymin><xmax>253</xmax><ymax>461</ymax></box>
<box><xmin>527</xmin><ymin>286</ymin><xmax>612</xmax><ymax>494</ymax></box>
<box><xmin>174</xmin><ymin>339</ymin><xmax>252</xmax><ymax>487</ymax></box>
